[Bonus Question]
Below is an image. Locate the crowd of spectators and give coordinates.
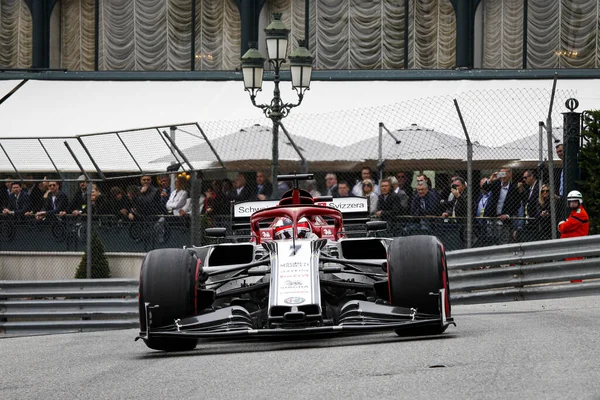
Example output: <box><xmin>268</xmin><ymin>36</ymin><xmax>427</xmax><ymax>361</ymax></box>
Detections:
<box><xmin>317</xmin><ymin>164</ymin><xmax>571</xmax><ymax>248</ymax></box>
<box><xmin>0</xmin><ymin>159</ymin><xmax>575</xmax><ymax>248</ymax></box>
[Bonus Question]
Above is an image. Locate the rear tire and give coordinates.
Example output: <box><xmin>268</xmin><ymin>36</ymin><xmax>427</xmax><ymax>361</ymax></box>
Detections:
<box><xmin>387</xmin><ymin>235</ymin><xmax>450</xmax><ymax>335</ymax></box>
<box><xmin>139</xmin><ymin>248</ymin><xmax>199</xmax><ymax>351</ymax></box>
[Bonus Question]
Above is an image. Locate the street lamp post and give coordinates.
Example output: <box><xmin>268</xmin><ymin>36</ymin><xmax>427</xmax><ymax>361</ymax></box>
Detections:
<box><xmin>241</xmin><ymin>13</ymin><xmax>314</xmax><ymax>199</ymax></box>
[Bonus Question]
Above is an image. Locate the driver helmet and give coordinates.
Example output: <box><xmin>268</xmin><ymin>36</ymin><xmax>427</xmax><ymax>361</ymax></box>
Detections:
<box><xmin>297</xmin><ymin>217</ymin><xmax>311</xmax><ymax>238</ymax></box>
<box><xmin>274</xmin><ymin>217</ymin><xmax>312</xmax><ymax>239</ymax></box>
<box><xmin>567</xmin><ymin>190</ymin><xmax>583</xmax><ymax>204</ymax></box>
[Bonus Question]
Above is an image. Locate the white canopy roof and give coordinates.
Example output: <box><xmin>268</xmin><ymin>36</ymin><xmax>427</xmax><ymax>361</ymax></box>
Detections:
<box><xmin>0</xmin><ymin>77</ymin><xmax>598</xmax><ymax>173</ymax></box>
<box><xmin>0</xmin><ymin>78</ymin><xmax>598</xmax><ymax>140</ymax></box>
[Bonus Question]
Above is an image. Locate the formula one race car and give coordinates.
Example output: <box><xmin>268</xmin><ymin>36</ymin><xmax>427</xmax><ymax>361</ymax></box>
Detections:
<box><xmin>137</xmin><ymin>174</ymin><xmax>454</xmax><ymax>351</ymax></box>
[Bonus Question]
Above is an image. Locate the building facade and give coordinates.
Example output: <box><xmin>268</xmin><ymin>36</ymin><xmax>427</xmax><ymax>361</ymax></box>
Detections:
<box><xmin>0</xmin><ymin>0</ymin><xmax>597</xmax><ymax>71</ymax></box>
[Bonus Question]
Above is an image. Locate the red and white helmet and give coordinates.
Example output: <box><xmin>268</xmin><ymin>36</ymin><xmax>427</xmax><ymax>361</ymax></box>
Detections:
<box><xmin>274</xmin><ymin>217</ymin><xmax>311</xmax><ymax>239</ymax></box>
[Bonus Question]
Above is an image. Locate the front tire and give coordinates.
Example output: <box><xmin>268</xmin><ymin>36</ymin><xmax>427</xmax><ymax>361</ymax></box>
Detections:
<box><xmin>387</xmin><ymin>235</ymin><xmax>451</xmax><ymax>335</ymax></box>
<box><xmin>139</xmin><ymin>248</ymin><xmax>199</xmax><ymax>351</ymax></box>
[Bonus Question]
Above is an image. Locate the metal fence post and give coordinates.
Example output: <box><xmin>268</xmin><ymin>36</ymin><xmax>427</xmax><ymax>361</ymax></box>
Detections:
<box><xmin>563</xmin><ymin>98</ymin><xmax>581</xmax><ymax>194</ymax></box>
<box><xmin>86</xmin><ymin>181</ymin><xmax>92</xmax><ymax>278</ymax></box>
<box><xmin>454</xmin><ymin>99</ymin><xmax>473</xmax><ymax>248</ymax></box>
<box><xmin>546</xmin><ymin>74</ymin><xmax>558</xmax><ymax>240</ymax></box>
<box><xmin>378</xmin><ymin>122</ymin><xmax>384</xmax><ymax>183</ymax></box>
<box><xmin>538</xmin><ymin>121</ymin><xmax>545</xmax><ymax>184</ymax></box>
<box><xmin>190</xmin><ymin>171</ymin><xmax>202</xmax><ymax>246</ymax></box>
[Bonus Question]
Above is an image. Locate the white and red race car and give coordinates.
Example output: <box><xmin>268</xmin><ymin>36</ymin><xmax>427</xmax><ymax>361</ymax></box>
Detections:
<box><xmin>137</xmin><ymin>174</ymin><xmax>454</xmax><ymax>351</ymax></box>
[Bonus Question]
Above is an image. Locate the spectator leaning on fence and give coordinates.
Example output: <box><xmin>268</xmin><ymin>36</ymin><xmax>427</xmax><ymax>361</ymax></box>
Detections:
<box><xmin>90</xmin><ymin>184</ymin><xmax>110</xmax><ymax>214</ymax></box>
<box><xmin>0</xmin><ymin>177</ymin><xmax>10</xmax><ymax>209</ymax></box>
<box><xmin>2</xmin><ymin>181</ymin><xmax>31</xmax><ymax>217</ymax></box>
<box><xmin>256</xmin><ymin>171</ymin><xmax>273</xmax><ymax>200</ymax></box>
<box><xmin>376</xmin><ymin>178</ymin><xmax>401</xmax><ymax>222</ymax></box>
<box><xmin>361</xmin><ymin>179</ymin><xmax>378</xmax><ymax>216</ymax></box>
<box><xmin>442</xmin><ymin>177</ymin><xmax>467</xmax><ymax>219</ymax></box>
<box><xmin>335</xmin><ymin>181</ymin><xmax>351</xmax><ymax>198</ymax></box>
<box><xmin>474</xmin><ymin>177</ymin><xmax>495</xmax><ymax>247</ymax></box>
<box><xmin>109</xmin><ymin>186</ymin><xmax>130</xmax><ymax>220</ymax></box>
<box><xmin>352</xmin><ymin>166</ymin><xmax>380</xmax><ymax>196</ymax></box>
<box><xmin>166</xmin><ymin>175</ymin><xmax>189</xmax><ymax>215</ymax></box>
<box><xmin>482</xmin><ymin>167</ymin><xmax>521</xmax><ymax>245</ymax></box>
<box><xmin>411</xmin><ymin>180</ymin><xmax>441</xmax><ymax>218</ymax></box>
<box><xmin>555</xmin><ymin>143</ymin><xmax>564</xmax><ymax>197</ymax></box>
<box><xmin>324</xmin><ymin>173</ymin><xmax>339</xmax><ymax>198</ymax></box>
<box><xmin>136</xmin><ymin>175</ymin><xmax>162</xmax><ymax>216</ymax></box>
<box><xmin>232</xmin><ymin>173</ymin><xmax>255</xmax><ymax>202</ymax></box>
<box><xmin>125</xmin><ymin>185</ymin><xmax>140</xmax><ymax>220</ymax></box>
<box><xmin>416</xmin><ymin>174</ymin><xmax>439</xmax><ymax>203</ymax></box>
<box><xmin>387</xmin><ymin>175</ymin><xmax>409</xmax><ymax>214</ymax></box>
<box><xmin>408</xmin><ymin>180</ymin><xmax>441</xmax><ymax>234</ymax></box>
<box><xmin>158</xmin><ymin>175</ymin><xmax>171</xmax><ymax>211</ymax></box>
<box><xmin>212</xmin><ymin>179</ymin><xmax>231</xmax><ymax>215</ymax></box>
<box><xmin>518</xmin><ymin>169</ymin><xmax>541</xmax><ymax>243</ymax></box>
<box><xmin>27</xmin><ymin>179</ymin><xmax>49</xmax><ymax>215</ymax></box>
<box><xmin>36</xmin><ymin>181</ymin><xmax>68</xmax><ymax>220</ymax></box>
<box><xmin>70</xmin><ymin>175</ymin><xmax>89</xmax><ymax>216</ymax></box>
<box><xmin>396</xmin><ymin>171</ymin><xmax>413</xmax><ymax>200</ymax></box>
<box><xmin>1</xmin><ymin>176</ymin><xmax>13</xmax><ymax>208</ymax></box>
<box><xmin>536</xmin><ymin>184</ymin><xmax>554</xmax><ymax>241</ymax></box>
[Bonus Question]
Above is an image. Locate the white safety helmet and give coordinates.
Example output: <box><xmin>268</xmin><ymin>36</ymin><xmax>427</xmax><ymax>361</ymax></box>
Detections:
<box><xmin>567</xmin><ymin>190</ymin><xmax>583</xmax><ymax>204</ymax></box>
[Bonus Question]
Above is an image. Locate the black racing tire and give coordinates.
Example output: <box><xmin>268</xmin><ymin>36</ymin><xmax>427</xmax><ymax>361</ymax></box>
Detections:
<box><xmin>139</xmin><ymin>248</ymin><xmax>199</xmax><ymax>351</ymax></box>
<box><xmin>387</xmin><ymin>235</ymin><xmax>451</xmax><ymax>336</ymax></box>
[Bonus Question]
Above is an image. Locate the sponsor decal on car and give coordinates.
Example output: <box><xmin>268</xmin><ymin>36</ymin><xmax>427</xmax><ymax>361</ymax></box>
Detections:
<box><xmin>280</xmin><ymin>261</ymin><xmax>310</xmax><ymax>269</ymax></box>
<box><xmin>321</xmin><ymin>227</ymin><xmax>336</xmax><ymax>239</ymax></box>
<box><xmin>234</xmin><ymin>201</ymin><xmax>279</xmax><ymax>218</ymax></box>
<box><xmin>315</xmin><ymin>197</ymin><xmax>368</xmax><ymax>213</ymax></box>
<box><xmin>234</xmin><ymin>197</ymin><xmax>368</xmax><ymax>218</ymax></box>
<box><xmin>273</xmin><ymin>241</ymin><xmax>314</xmax><ymax>306</ymax></box>
<box><xmin>283</xmin><ymin>297</ymin><xmax>305</xmax><ymax>305</ymax></box>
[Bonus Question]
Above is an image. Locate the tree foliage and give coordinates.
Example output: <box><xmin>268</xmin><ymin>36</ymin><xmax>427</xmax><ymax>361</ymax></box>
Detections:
<box><xmin>75</xmin><ymin>230</ymin><xmax>111</xmax><ymax>279</ymax></box>
<box><xmin>579</xmin><ymin>110</ymin><xmax>600</xmax><ymax>234</ymax></box>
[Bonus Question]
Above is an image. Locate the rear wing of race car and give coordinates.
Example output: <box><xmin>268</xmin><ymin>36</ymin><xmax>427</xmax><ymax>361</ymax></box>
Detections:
<box><xmin>231</xmin><ymin>196</ymin><xmax>370</xmax><ymax>231</ymax></box>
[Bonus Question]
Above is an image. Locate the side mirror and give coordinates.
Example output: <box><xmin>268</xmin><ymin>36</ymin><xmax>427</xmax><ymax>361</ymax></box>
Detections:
<box><xmin>366</xmin><ymin>220</ymin><xmax>387</xmax><ymax>232</ymax></box>
<box><xmin>205</xmin><ymin>227</ymin><xmax>226</xmax><ymax>238</ymax></box>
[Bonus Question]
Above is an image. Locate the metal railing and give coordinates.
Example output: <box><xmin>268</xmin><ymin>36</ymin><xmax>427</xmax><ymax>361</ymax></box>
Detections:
<box><xmin>446</xmin><ymin>235</ymin><xmax>600</xmax><ymax>304</ymax></box>
<box><xmin>0</xmin><ymin>279</ymin><xmax>138</xmax><ymax>335</ymax></box>
<box><xmin>1</xmin><ymin>235</ymin><xmax>599</xmax><ymax>336</ymax></box>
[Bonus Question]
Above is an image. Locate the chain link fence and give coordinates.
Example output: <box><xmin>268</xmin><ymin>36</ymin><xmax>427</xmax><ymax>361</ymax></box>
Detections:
<box><xmin>0</xmin><ymin>87</ymin><xmax>578</xmax><ymax>279</ymax></box>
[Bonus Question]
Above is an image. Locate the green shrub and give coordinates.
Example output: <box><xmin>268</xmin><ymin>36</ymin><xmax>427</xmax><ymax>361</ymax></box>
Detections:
<box><xmin>75</xmin><ymin>230</ymin><xmax>111</xmax><ymax>279</ymax></box>
<box><xmin>580</xmin><ymin>110</ymin><xmax>600</xmax><ymax>235</ymax></box>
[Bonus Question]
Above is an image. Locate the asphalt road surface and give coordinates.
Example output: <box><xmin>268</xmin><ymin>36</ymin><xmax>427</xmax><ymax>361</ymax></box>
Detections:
<box><xmin>2</xmin><ymin>296</ymin><xmax>600</xmax><ymax>400</ymax></box>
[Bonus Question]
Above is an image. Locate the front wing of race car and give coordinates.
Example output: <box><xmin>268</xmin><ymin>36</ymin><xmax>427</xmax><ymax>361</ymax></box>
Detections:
<box><xmin>136</xmin><ymin>290</ymin><xmax>454</xmax><ymax>341</ymax></box>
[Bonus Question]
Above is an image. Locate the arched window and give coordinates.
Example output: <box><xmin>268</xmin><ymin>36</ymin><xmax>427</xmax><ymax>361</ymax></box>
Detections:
<box><xmin>0</xmin><ymin>0</ymin><xmax>32</xmax><ymax>69</ymax></box>
<box><xmin>527</xmin><ymin>0</ymin><xmax>596</xmax><ymax>69</ymax></box>
<box><xmin>480</xmin><ymin>0</ymin><xmax>524</xmax><ymax>69</ymax></box>
<box><xmin>266</xmin><ymin>0</ymin><xmax>455</xmax><ymax>70</ymax></box>
<box><xmin>58</xmin><ymin>0</ymin><xmax>95</xmax><ymax>71</ymax></box>
<box><xmin>479</xmin><ymin>0</ymin><xmax>599</xmax><ymax>69</ymax></box>
<box><xmin>194</xmin><ymin>0</ymin><xmax>241</xmax><ymax>71</ymax></box>
<box><xmin>407</xmin><ymin>0</ymin><xmax>456</xmax><ymax>69</ymax></box>
<box><xmin>90</xmin><ymin>0</ymin><xmax>240</xmax><ymax>71</ymax></box>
